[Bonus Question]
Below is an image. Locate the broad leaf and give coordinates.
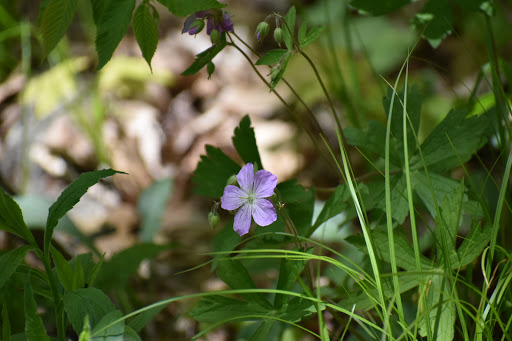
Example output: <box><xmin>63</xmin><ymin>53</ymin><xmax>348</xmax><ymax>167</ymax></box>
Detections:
<box><xmin>156</xmin><ymin>0</ymin><xmax>225</xmax><ymax>17</ymax></box>
<box><xmin>95</xmin><ymin>243</ymin><xmax>173</xmax><ymax>290</ymax></box>
<box><xmin>193</xmin><ymin>145</ymin><xmax>241</xmax><ymax>198</ymax></box>
<box><xmin>0</xmin><ymin>187</ymin><xmax>34</xmax><ymax>244</ymax></box>
<box><xmin>282</xmin><ymin>6</ymin><xmax>296</xmax><ymax>50</ymax></box>
<box><xmin>452</xmin><ymin>222</ymin><xmax>491</xmax><ymax>269</ymax></box>
<box><xmin>63</xmin><ymin>288</ymin><xmax>116</xmax><ymax>334</ymax></box>
<box><xmin>211</xmin><ymin>222</ymin><xmax>240</xmax><ymax>269</ymax></box>
<box><xmin>232</xmin><ymin>115</ymin><xmax>262</xmax><ymax>169</ymax></box>
<box><xmin>350</xmin><ymin>0</ymin><xmax>411</xmax><ymax>16</ymax></box>
<box><xmin>181</xmin><ymin>42</ymin><xmax>227</xmax><ymax>76</ymax></box>
<box><xmin>255</xmin><ymin>49</ymin><xmax>288</xmax><ymax>66</ymax></box>
<box><xmin>45</xmin><ymin>169</ymin><xmax>122</xmax><ymax>255</ymax></box>
<box><xmin>2</xmin><ymin>299</ymin><xmax>11</xmax><ymax>341</ymax></box>
<box><xmin>0</xmin><ymin>246</ymin><xmax>34</xmax><ymax>292</ymax></box>
<box><xmin>411</xmin><ymin>107</ymin><xmax>488</xmax><ymax>171</ymax></box>
<box><xmin>51</xmin><ymin>245</ymin><xmax>74</xmax><ymax>291</ymax></box>
<box><xmin>133</xmin><ymin>3</ymin><xmax>159</xmax><ymax>71</ymax></box>
<box><xmin>300</xmin><ymin>25</ymin><xmax>325</xmax><ymax>48</ymax></box>
<box><xmin>269</xmin><ymin>53</ymin><xmax>291</xmax><ymax>91</ymax></box>
<box><xmin>137</xmin><ymin>179</ymin><xmax>173</xmax><ymax>242</ymax></box>
<box><xmin>90</xmin><ymin>0</ymin><xmax>104</xmax><ymax>26</ymax></box>
<box><xmin>91</xmin><ymin>310</ymin><xmax>124</xmax><ymax>341</ymax></box>
<box><xmin>96</xmin><ymin>0</ymin><xmax>136</xmax><ymax>69</ymax></box>
<box><xmin>217</xmin><ymin>258</ymin><xmax>273</xmax><ymax>309</ymax></box>
<box><xmin>190</xmin><ymin>296</ymin><xmax>267</xmax><ymax>323</ymax></box>
<box><xmin>40</xmin><ymin>0</ymin><xmax>79</xmax><ymax>55</ymax></box>
<box><xmin>308</xmin><ymin>184</ymin><xmax>350</xmax><ymax>237</ymax></box>
<box><xmin>24</xmin><ymin>274</ymin><xmax>51</xmax><ymax>341</ymax></box>
<box><xmin>274</xmin><ymin>251</ymin><xmax>310</xmax><ymax>309</ymax></box>
<box><xmin>413</xmin><ymin>0</ymin><xmax>453</xmax><ymax>48</ymax></box>
<box><xmin>275</xmin><ymin>180</ymin><xmax>315</xmax><ymax>237</ymax></box>
<box><xmin>412</xmin><ymin>171</ymin><xmax>460</xmax><ymax>218</ymax></box>
<box><xmin>128</xmin><ymin>305</ymin><xmax>165</xmax><ymax>332</ymax></box>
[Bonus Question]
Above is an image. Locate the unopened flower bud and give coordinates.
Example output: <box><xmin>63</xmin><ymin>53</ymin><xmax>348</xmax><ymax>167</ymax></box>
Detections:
<box><xmin>226</xmin><ymin>175</ymin><xmax>237</xmax><ymax>186</ymax></box>
<box><xmin>208</xmin><ymin>212</ymin><xmax>219</xmax><ymax>228</ymax></box>
<box><xmin>255</xmin><ymin>22</ymin><xmax>270</xmax><ymax>41</ymax></box>
<box><xmin>270</xmin><ymin>64</ymin><xmax>280</xmax><ymax>82</ymax></box>
<box><xmin>207</xmin><ymin>61</ymin><xmax>215</xmax><ymax>79</ymax></box>
<box><xmin>273</xmin><ymin>27</ymin><xmax>284</xmax><ymax>45</ymax></box>
<box><xmin>189</xmin><ymin>19</ymin><xmax>205</xmax><ymax>35</ymax></box>
<box><xmin>210</xmin><ymin>29</ymin><xmax>220</xmax><ymax>44</ymax></box>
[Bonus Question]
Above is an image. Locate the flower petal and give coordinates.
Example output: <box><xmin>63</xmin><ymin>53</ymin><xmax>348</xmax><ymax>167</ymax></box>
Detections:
<box><xmin>237</xmin><ymin>163</ymin><xmax>254</xmax><ymax>193</ymax></box>
<box><xmin>253</xmin><ymin>170</ymin><xmax>277</xmax><ymax>198</ymax></box>
<box><xmin>182</xmin><ymin>14</ymin><xmax>196</xmax><ymax>34</ymax></box>
<box><xmin>234</xmin><ymin>204</ymin><xmax>253</xmax><ymax>236</ymax></box>
<box><xmin>221</xmin><ymin>185</ymin><xmax>246</xmax><ymax>210</ymax></box>
<box><xmin>252</xmin><ymin>199</ymin><xmax>277</xmax><ymax>226</ymax></box>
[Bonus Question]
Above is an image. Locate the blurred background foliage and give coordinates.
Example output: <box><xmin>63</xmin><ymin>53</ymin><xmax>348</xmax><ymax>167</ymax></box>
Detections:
<box><xmin>1</xmin><ymin>0</ymin><xmax>511</xmax><ymax>339</ymax></box>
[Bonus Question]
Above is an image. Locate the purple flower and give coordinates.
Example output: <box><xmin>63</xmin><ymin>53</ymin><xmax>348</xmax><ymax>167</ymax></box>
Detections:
<box><xmin>182</xmin><ymin>9</ymin><xmax>234</xmax><ymax>36</ymax></box>
<box><xmin>221</xmin><ymin>163</ymin><xmax>277</xmax><ymax>236</ymax></box>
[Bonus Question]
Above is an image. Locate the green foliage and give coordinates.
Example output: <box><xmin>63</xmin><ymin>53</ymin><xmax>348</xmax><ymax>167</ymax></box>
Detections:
<box><xmin>95</xmin><ymin>0</ymin><xmax>136</xmax><ymax>69</ymax></box>
<box><xmin>255</xmin><ymin>49</ymin><xmax>288</xmax><ymax>66</ymax></box>
<box><xmin>350</xmin><ymin>0</ymin><xmax>412</xmax><ymax>16</ymax></box>
<box><xmin>156</xmin><ymin>0</ymin><xmax>225</xmax><ymax>17</ymax></box>
<box><xmin>0</xmin><ymin>187</ymin><xmax>35</xmax><ymax>244</ymax></box>
<box><xmin>0</xmin><ymin>247</ymin><xmax>34</xmax><ymax>292</ymax></box>
<box><xmin>181</xmin><ymin>42</ymin><xmax>227</xmax><ymax>76</ymax></box>
<box><xmin>232</xmin><ymin>115</ymin><xmax>263</xmax><ymax>169</ymax></box>
<box><xmin>133</xmin><ymin>2</ymin><xmax>159</xmax><ymax>71</ymax></box>
<box><xmin>297</xmin><ymin>24</ymin><xmax>325</xmax><ymax>49</ymax></box>
<box><xmin>24</xmin><ymin>274</ymin><xmax>51</xmax><ymax>341</ymax></box>
<box><xmin>282</xmin><ymin>6</ymin><xmax>296</xmax><ymax>51</ymax></box>
<box><xmin>39</xmin><ymin>0</ymin><xmax>79</xmax><ymax>55</ymax></box>
<box><xmin>137</xmin><ymin>178</ymin><xmax>173</xmax><ymax>242</ymax></box>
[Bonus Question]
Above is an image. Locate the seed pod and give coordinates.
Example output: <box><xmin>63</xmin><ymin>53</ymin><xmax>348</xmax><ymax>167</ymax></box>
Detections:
<box><xmin>208</xmin><ymin>212</ymin><xmax>219</xmax><ymax>228</ymax></box>
<box><xmin>273</xmin><ymin>27</ymin><xmax>284</xmax><ymax>45</ymax></box>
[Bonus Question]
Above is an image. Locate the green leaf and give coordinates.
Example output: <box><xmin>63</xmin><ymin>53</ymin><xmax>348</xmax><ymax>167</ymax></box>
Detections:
<box><xmin>51</xmin><ymin>245</ymin><xmax>74</xmax><ymax>291</ymax></box>
<box><xmin>411</xmin><ymin>107</ymin><xmax>488</xmax><ymax>171</ymax></box>
<box><xmin>255</xmin><ymin>49</ymin><xmax>288</xmax><ymax>66</ymax></box>
<box><xmin>274</xmin><ymin>252</ymin><xmax>310</xmax><ymax>309</ymax></box>
<box><xmin>452</xmin><ymin>222</ymin><xmax>491</xmax><ymax>269</ymax></box>
<box><xmin>24</xmin><ymin>274</ymin><xmax>51</xmax><ymax>341</ymax></box>
<box><xmin>40</xmin><ymin>0</ymin><xmax>79</xmax><ymax>55</ymax></box>
<box><xmin>211</xmin><ymin>222</ymin><xmax>240</xmax><ymax>270</ymax></box>
<box><xmin>250</xmin><ymin>320</ymin><xmax>276</xmax><ymax>341</ymax></box>
<box><xmin>133</xmin><ymin>3</ymin><xmax>159</xmax><ymax>71</ymax></box>
<box><xmin>95</xmin><ymin>243</ymin><xmax>173</xmax><ymax>290</ymax></box>
<box><xmin>419</xmin><ymin>272</ymin><xmax>455</xmax><ymax>340</ymax></box>
<box><xmin>123</xmin><ymin>326</ymin><xmax>142</xmax><ymax>341</ymax></box>
<box><xmin>0</xmin><ymin>187</ymin><xmax>34</xmax><ymax>244</ymax></box>
<box><xmin>0</xmin><ymin>246</ymin><xmax>33</xmax><ymax>292</ymax></box>
<box><xmin>217</xmin><ymin>258</ymin><xmax>273</xmax><ymax>309</ymax></box>
<box><xmin>412</xmin><ymin>171</ymin><xmax>461</xmax><ymax>218</ymax></box>
<box><xmin>156</xmin><ymin>0</ymin><xmax>225</xmax><ymax>17</ymax></box>
<box><xmin>127</xmin><ymin>305</ymin><xmax>165</xmax><ymax>332</ymax></box>
<box><xmin>137</xmin><ymin>178</ymin><xmax>173</xmax><ymax>242</ymax></box>
<box><xmin>190</xmin><ymin>296</ymin><xmax>268</xmax><ymax>323</ymax></box>
<box><xmin>413</xmin><ymin>0</ymin><xmax>453</xmax><ymax>48</ymax></box>
<box><xmin>276</xmin><ymin>297</ymin><xmax>323</xmax><ymax>322</ymax></box>
<box><xmin>309</xmin><ymin>185</ymin><xmax>350</xmax><ymax>236</ymax></box>
<box><xmin>232</xmin><ymin>115</ymin><xmax>263</xmax><ymax>169</ymax></box>
<box><xmin>435</xmin><ymin>181</ymin><xmax>464</xmax><ymax>265</ymax></box>
<box><xmin>96</xmin><ymin>0</ymin><xmax>136</xmax><ymax>69</ymax></box>
<box><xmin>63</xmin><ymin>288</ymin><xmax>116</xmax><ymax>334</ymax></box>
<box><xmin>91</xmin><ymin>310</ymin><xmax>124</xmax><ymax>341</ymax></box>
<box><xmin>2</xmin><ymin>298</ymin><xmax>11</xmax><ymax>341</ymax></box>
<box><xmin>270</xmin><ymin>53</ymin><xmax>291</xmax><ymax>91</ymax></box>
<box><xmin>193</xmin><ymin>145</ymin><xmax>241</xmax><ymax>198</ymax></box>
<box><xmin>282</xmin><ymin>6</ymin><xmax>296</xmax><ymax>50</ymax></box>
<box><xmin>298</xmin><ymin>22</ymin><xmax>307</xmax><ymax>45</ymax></box>
<box><xmin>346</xmin><ymin>230</ymin><xmax>433</xmax><ymax>271</ymax></box>
<box><xmin>300</xmin><ymin>25</ymin><xmax>325</xmax><ymax>48</ymax></box>
<box><xmin>350</xmin><ymin>0</ymin><xmax>411</xmax><ymax>16</ymax></box>
<box><xmin>72</xmin><ymin>254</ymin><xmax>86</xmax><ymax>290</ymax></box>
<box><xmin>375</xmin><ymin>173</ymin><xmax>410</xmax><ymax>225</ymax></box>
<box><xmin>78</xmin><ymin>315</ymin><xmax>91</xmax><ymax>341</ymax></box>
<box><xmin>181</xmin><ymin>42</ymin><xmax>227</xmax><ymax>76</ymax></box>
<box><xmin>276</xmin><ymin>180</ymin><xmax>315</xmax><ymax>237</ymax></box>
<box><xmin>44</xmin><ymin>169</ymin><xmax>122</xmax><ymax>255</ymax></box>
<box><xmin>90</xmin><ymin>0</ymin><xmax>104</xmax><ymax>26</ymax></box>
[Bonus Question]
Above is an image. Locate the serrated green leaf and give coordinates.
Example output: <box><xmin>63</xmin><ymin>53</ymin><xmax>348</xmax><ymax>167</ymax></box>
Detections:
<box><xmin>217</xmin><ymin>258</ymin><xmax>273</xmax><ymax>309</ymax></box>
<box><xmin>282</xmin><ymin>6</ymin><xmax>296</xmax><ymax>50</ymax></box>
<box><xmin>0</xmin><ymin>187</ymin><xmax>34</xmax><ymax>244</ymax></box>
<box><xmin>90</xmin><ymin>0</ymin><xmax>104</xmax><ymax>26</ymax></box>
<box><xmin>308</xmin><ymin>185</ymin><xmax>350</xmax><ymax>236</ymax></box>
<box><xmin>40</xmin><ymin>0</ymin><xmax>79</xmax><ymax>55</ymax></box>
<box><xmin>375</xmin><ymin>173</ymin><xmax>410</xmax><ymax>224</ymax></box>
<box><xmin>181</xmin><ymin>42</ymin><xmax>227</xmax><ymax>76</ymax></box>
<box><xmin>300</xmin><ymin>25</ymin><xmax>325</xmax><ymax>48</ymax></box>
<box><xmin>270</xmin><ymin>52</ymin><xmax>291</xmax><ymax>91</ymax></box>
<box><xmin>255</xmin><ymin>49</ymin><xmax>288</xmax><ymax>66</ymax></box>
<box><xmin>64</xmin><ymin>288</ymin><xmax>116</xmax><ymax>334</ymax></box>
<box><xmin>250</xmin><ymin>320</ymin><xmax>276</xmax><ymax>341</ymax></box>
<box><xmin>24</xmin><ymin>274</ymin><xmax>51</xmax><ymax>341</ymax></box>
<box><xmin>193</xmin><ymin>145</ymin><xmax>241</xmax><ymax>198</ymax></box>
<box><xmin>419</xmin><ymin>273</ymin><xmax>455</xmax><ymax>340</ymax></box>
<box><xmin>232</xmin><ymin>115</ymin><xmax>262</xmax><ymax>169</ymax></box>
<box><xmin>156</xmin><ymin>0</ymin><xmax>225</xmax><ymax>17</ymax></box>
<box><xmin>211</xmin><ymin>222</ymin><xmax>240</xmax><ymax>270</ymax></box>
<box><xmin>413</xmin><ymin>0</ymin><xmax>453</xmax><ymax>48</ymax></box>
<box><xmin>123</xmin><ymin>325</ymin><xmax>142</xmax><ymax>341</ymax></box>
<box><xmin>95</xmin><ymin>243</ymin><xmax>173</xmax><ymax>290</ymax></box>
<box><xmin>277</xmin><ymin>297</ymin><xmax>323</xmax><ymax>323</ymax></box>
<box><xmin>298</xmin><ymin>22</ymin><xmax>307</xmax><ymax>45</ymax></box>
<box><xmin>350</xmin><ymin>0</ymin><xmax>411</xmax><ymax>15</ymax></box>
<box><xmin>91</xmin><ymin>310</ymin><xmax>124</xmax><ymax>341</ymax></box>
<box><xmin>137</xmin><ymin>178</ymin><xmax>173</xmax><ymax>242</ymax></box>
<box><xmin>276</xmin><ymin>180</ymin><xmax>315</xmax><ymax>237</ymax></box>
<box><xmin>452</xmin><ymin>222</ymin><xmax>491</xmax><ymax>269</ymax></box>
<box><xmin>0</xmin><ymin>246</ymin><xmax>34</xmax><ymax>292</ymax></box>
<box><xmin>133</xmin><ymin>3</ymin><xmax>159</xmax><ymax>71</ymax></box>
<box><xmin>274</xmin><ymin>251</ymin><xmax>310</xmax><ymax>309</ymax></box>
<box><xmin>95</xmin><ymin>0</ymin><xmax>136</xmax><ymax>69</ymax></box>
<box><xmin>51</xmin><ymin>245</ymin><xmax>74</xmax><ymax>291</ymax></box>
<box><xmin>411</xmin><ymin>107</ymin><xmax>488</xmax><ymax>171</ymax></box>
<box><xmin>411</xmin><ymin>171</ymin><xmax>461</xmax><ymax>218</ymax></box>
<box><xmin>44</xmin><ymin>169</ymin><xmax>123</xmax><ymax>255</ymax></box>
